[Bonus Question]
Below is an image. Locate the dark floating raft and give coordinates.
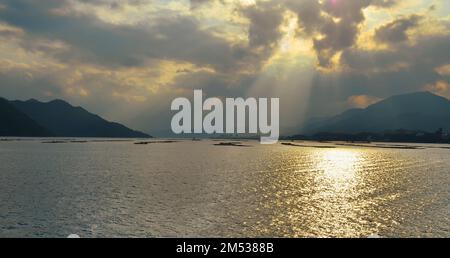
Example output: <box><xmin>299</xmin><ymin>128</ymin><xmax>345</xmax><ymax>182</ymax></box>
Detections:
<box><xmin>281</xmin><ymin>142</ymin><xmax>336</xmax><ymax>148</ymax></box>
<box><xmin>213</xmin><ymin>142</ymin><xmax>251</xmax><ymax>147</ymax></box>
<box><xmin>134</xmin><ymin>140</ymin><xmax>178</xmax><ymax>145</ymax></box>
<box><xmin>41</xmin><ymin>139</ymin><xmax>133</xmax><ymax>144</ymax></box>
<box><xmin>42</xmin><ymin>140</ymin><xmax>68</xmax><ymax>144</ymax></box>
<box><xmin>335</xmin><ymin>143</ymin><xmax>424</xmax><ymax>149</ymax></box>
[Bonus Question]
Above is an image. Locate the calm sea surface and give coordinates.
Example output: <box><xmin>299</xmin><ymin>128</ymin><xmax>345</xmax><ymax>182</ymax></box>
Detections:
<box><xmin>0</xmin><ymin>139</ymin><xmax>449</xmax><ymax>237</ymax></box>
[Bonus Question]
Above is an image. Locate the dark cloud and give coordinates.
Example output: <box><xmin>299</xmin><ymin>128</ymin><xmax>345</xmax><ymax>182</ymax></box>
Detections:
<box><xmin>341</xmin><ymin>34</ymin><xmax>450</xmax><ymax>74</ymax></box>
<box><xmin>189</xmin><ymin>0</ymin><xmax>211</xmax><ymax>9</ymax></box>
<box><xmin>0</xmin><ymin>0</ymin><xmax>448</xmax><ymax>136</ymax></box>
<box><xmin>303</xmin><ymin>33</ymin><xmax>450</xmax><ymax>121</ymax></box>
<box><xmin>0</xmin><ymin>0</ymin><xmax>400</xmax><ymax>71</ymax></box>
<box><xmin>313</xmin><ymin>18</ymin><xmax>359</xmax><ymax>67</ymax></box>
<box><xmin>242</xmin><ymin>1</ymin><xmax>284</xmax><ymax>50</ymax></box>
<box><xmin>285</xmin><ymin>0</ymin><xmax>323</xmax><ymax>35</ymax></box>
<box><xmin>315</xmin><ymin>0</ymin><xmax>398</xmax><ymax>67</ymax></box>
<box><xmin>0</xmin><ymin>69</ymin><xmax>62</xmax><ymax>100</ymax></box>
<box><xmin>285</xmin><ymin>0</ymin><xmax>398</xmax><ymax>67</ymax></box>
<box><xmin>0</xmin><ymin>0</ymin><xmax>251</xmax><ymax>72</ymax></box>
<box><xmin>374</xmin><ymin>14</ymin><xmax>422</xmax><ymax>44</ymax></box>
<box><xmin>77</xmin><ymin>0</ymin><xmax>146</xmax><ymax>8</ymax></box>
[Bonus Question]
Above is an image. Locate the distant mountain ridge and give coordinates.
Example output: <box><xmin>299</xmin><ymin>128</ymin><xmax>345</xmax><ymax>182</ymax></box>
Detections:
<box><xmin>0</xmin><ymin>97</ymin><xmax>150</xmax><ymax>138</ymax></box>
<box><xmin>0</xmin><ymin>98</ymin><xmax>51</xmax><ymax>137</ymax></box>
<box><xmin>304</xmin><ymin>91</ymin><xmax>450</xmax><ymax>134</ymax></box>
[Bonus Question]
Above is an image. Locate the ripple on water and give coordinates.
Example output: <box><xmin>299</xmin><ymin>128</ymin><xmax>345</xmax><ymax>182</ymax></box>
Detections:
<box><xmin>0</xmin><ymin>140</ymin><xmax>449</xmax><ymax>237</ymax></box>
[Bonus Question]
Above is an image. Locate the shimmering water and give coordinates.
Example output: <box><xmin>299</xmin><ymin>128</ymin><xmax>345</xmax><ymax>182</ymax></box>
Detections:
<box><xmin>0</xmin><ymin>139</ymin><xmax>449</xmax><ymax>237</ymax></box>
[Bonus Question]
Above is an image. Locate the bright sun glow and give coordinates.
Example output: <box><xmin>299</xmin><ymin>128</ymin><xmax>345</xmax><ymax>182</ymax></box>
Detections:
<box><xmin>315</xmin><ymin>149</ymin><xmax>363</xmax><ymax>188</ymax></box>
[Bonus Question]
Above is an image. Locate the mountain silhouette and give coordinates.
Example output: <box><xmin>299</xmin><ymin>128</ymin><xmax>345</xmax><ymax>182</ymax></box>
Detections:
<box><xmin>304</xmin><ymin>91</ymin><xmax>450</xmax><ymax>134</ymax></box>
<box><xmin>0</xmin><ymin>98</ymin><xmax>150</xmax><ymax>138</ymax></box>
<box><xmin>0</xmin><ymin>97</ymin><xmax>51</xmax><ymax>136</ymax></box>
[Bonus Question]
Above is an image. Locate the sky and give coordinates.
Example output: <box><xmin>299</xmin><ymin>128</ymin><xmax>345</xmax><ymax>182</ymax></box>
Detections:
<box><xmin>0</xmin><ymin>0</ymin><xmax>449</xmax><ymax>135</ymax></box>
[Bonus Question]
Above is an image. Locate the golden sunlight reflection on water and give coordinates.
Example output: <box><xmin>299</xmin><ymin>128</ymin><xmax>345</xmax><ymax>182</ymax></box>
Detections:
<box><xmin>316</xmin><ymin>149</ymin><xmax>362</xmax><ymax>184</ymax></box>
<box><xmin>1</xmin><ymin>140</ymin><xmax>449</xmax><ymax>237</ymax></box>
<box><xmin>239</xmin><ymin>144</ymin><xmax>447</xmax><ymax>238</ymax></box>
<box><xmin>309</xmin><ymin>149</ymin><xmax>366</xmax><ymax>237</ymax></box>
<box><xmin>264</xmin><ymin>148</ymin><xmax>370</xmax><ymax>237</ymax></box>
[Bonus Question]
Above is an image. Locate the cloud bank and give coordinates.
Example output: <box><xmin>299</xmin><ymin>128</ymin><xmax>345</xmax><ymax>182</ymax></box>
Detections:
<box><xmin>0</xmin><ymin>0</ymin><xmax>448</xmax><ymax>135</ymax></box>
